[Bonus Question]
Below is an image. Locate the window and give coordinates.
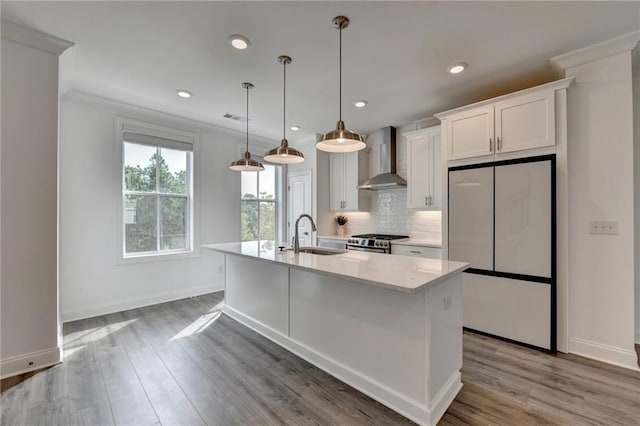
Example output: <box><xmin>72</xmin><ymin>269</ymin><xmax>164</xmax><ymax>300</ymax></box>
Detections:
<box><xmin>241</xmin><ymin>163</ymin><xmax>279</xmax><ymax>241</ymax></box>
<box><xmin>122</xmin><ymin>131</ymin><xmax>193</xmax><ymax>257</ymax></box>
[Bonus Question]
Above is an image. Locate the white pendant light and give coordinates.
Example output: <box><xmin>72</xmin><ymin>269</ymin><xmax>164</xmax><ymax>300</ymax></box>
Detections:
<box><xmin>229</xmin><ymin>82</ymin><xmax>265</xmax><ymax>172</ymax></box>
<box><xmin>264</xmin><ymin>55</ymin><xmax>305</xmax><ymax>164</ymax></box>
<box><xmin>316</xmin><ymin>16</ymin><xmax>366</xmax><ymax>153</ymax></box>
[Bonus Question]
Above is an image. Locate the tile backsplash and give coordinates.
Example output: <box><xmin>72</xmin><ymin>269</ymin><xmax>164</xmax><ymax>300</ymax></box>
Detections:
<box><xmin>333</xmin><ymin>190</ymin><xmax>442</xmax><ymax>240</ymax></box>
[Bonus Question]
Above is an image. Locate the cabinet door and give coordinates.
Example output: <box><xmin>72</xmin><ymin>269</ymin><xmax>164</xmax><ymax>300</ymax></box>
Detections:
<box><xmin>329</xmin><ymin>153</ymin><xmax>345</xmax><ymax>211</ymax></box>
<box><xmin>494</xmin><ymin>160</ymin><xmax>551</xmax><ymax>277</ymax></box>
<box><xmin>447</xmin><ymin>106</ymin><xmax>494</xmax><ymax>160</ymax></box>
<box><xmin>448</xmin><ymin>167</ymin><xmax>494</xmax><ymax>269</ymax></box>
<box><xmin>407</xmin><ymin>134</ymin><xmax>430</xmax><ymax>209</ymax></box>
<box><xmin>428</xmin><ymin>132</ymin><xmax>442</xmax><ymax>209</ymax></box>
<box><xmin>495</xmin><ymin>90</ymin><xmax>555</xmax><ymax>153</ymax></box>
<box><xmin>343</xmin><ymin>152</ymin><xmax>359</xmax><ymax>211</ymax></box>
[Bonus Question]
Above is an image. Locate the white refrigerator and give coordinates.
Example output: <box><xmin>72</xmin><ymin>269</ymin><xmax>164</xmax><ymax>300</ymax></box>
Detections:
<box><xmin>448</xmin><ymin>156</ymin><xmax>555</xmax><ymax>351</ymax></box>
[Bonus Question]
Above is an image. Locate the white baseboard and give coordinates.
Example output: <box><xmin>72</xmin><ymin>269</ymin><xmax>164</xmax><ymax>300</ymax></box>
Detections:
<box><xmin>570</xmin><ymin>337</ymin><xmax>639</xmax><ymax>371</ymax></box>
<box><xmin>223</xmin><ymin>305</ymin><xmax>460</xmax><ymax>426</ymax></box>
<box><xmin>61</xmin><ymin>283</ymin><xmax>223</xmax><ymax>322</ymax></box>
<box><xmin>1</xmin><ymin>346</ymin><xmax>62</xmax><ymax>379</ymax></box>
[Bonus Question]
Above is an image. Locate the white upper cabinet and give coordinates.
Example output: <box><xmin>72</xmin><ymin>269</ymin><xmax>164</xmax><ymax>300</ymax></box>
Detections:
<box><xmin>329</xmin><ymin>151</ymin><xmax>369</xmax><ymax>212</ymax></box>
<box><xmin>495</xmin><ymin>91</ymin><xmax>555</xmax><ymax>154</ymax></box>
<box><xmin>404</xmin><ymin>126</ymin><xmax>442</xmax><ymax>210</ymax></box>
<box><xmin>446</xmin><ymin>106</ymin><xmax>494</xmax><ymax>160</ymax></box>
<box><xmin>436</xmin><ymin>78</ymin><xmax>573</xmax><ymax>163</ymax></box>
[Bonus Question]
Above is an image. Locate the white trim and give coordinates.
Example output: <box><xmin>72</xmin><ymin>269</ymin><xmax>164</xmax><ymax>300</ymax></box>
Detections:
<box><xmin>115</xmin><ymin>117</ymin><xmax>200</xmax><ymax>262</ymax></box>
<box><xmin>0</xmin><ymin>346</ymin><xmax>62</xmax><ymax>379</ymax></box>
<box><xmin>63</xmin><ymin>90</ymin><xmax>279</xmax><ymax>148</ymax></box>
<box><xmin>434</xmin><ymin>77</ymin><xmax>574</xmax><ymax>119</ymax></box>
<box><xmin>569</xmin><ymin>338</ymin><xmax>640</xmax><ymax>371</ymax></box>
<box><xmin>1</xmin><ymin>19</ymin><xmax>74</xmax><ymax>55</ymax></box>
<box><xmin>61</xmin><ymin>283</ymin><xmax>222</xmax><ymax>323</ymax></box>
<box><xmin>550</xmin><ymin>30</ymin><xmax>640</xmax><ymax>78</ymax></box>
<box><xmin>223</xmin><ymin>305</ymin><xmax>460</xmax><ymax>426</ymax></box>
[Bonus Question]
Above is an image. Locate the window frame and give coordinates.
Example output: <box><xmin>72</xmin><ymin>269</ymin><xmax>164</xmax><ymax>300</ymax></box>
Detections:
<box><xmin>240</xmin><ymin>157</ymin><xmax>283</xmax><ymax>243</ymax></box>
<box><xmin>116</xmin><ymin>118</ymin><xmax>199</xmax><ymax>262</ymax></box>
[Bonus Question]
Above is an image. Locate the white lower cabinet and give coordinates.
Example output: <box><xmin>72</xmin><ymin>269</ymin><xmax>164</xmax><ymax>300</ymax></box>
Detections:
<box><xmin>392</xmin><ymin>244</ymin><xmax>442</xmax><ymax>259</ymax></box>
<box><xmin>404</xmin><ymin>126</ymin><xmax>442</xmax><ymax>210</ymax></box>
<box><xmin>316</xmin><ymin>237</ymin><xmax>347</xmax><ymax>250</ymax></box>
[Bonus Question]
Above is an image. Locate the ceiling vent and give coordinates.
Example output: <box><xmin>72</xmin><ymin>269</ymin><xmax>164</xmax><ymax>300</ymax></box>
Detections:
<box><xmin>223</xmin><ymin>113</ymin><xmax>249</xmax><ymax>123</ymax></box>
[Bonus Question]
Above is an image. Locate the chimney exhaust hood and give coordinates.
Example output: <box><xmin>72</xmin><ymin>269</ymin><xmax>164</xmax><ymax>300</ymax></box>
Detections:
<box><xmin>357</xmin><ymin>126</ymin><xmax>407</xmax><ymax>190</ymax></box>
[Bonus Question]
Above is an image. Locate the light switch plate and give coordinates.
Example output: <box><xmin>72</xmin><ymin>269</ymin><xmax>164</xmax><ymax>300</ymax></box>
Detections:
<box><xmin>589</xmin><ymin>220</ymin><xmax>619</xmax><ymax>235</ymax></box>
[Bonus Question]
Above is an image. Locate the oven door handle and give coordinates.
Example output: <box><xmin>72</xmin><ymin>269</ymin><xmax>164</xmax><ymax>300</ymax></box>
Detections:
<box><xmin>346</xmin><ymin>245</ymin><xmax>388</xmax><ymax>253</ymax></box>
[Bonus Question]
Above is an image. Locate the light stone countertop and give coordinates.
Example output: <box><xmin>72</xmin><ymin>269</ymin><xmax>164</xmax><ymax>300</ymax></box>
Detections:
<box><xmin>317</xmin><ymin>235</ymin><xmax>442</xmax><ymax>248</ymax></box>
<box><xmin>203</xmin><ymin>241</ymin><xmax>467</xmax><ymax>293</ymax></box>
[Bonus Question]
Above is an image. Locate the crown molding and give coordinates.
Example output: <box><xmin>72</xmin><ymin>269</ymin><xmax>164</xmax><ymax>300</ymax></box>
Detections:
<box><xmin>550</xmin><ymin>30</ymin><xmax>640</xmax><ymax>78</ymax></box>
<box><xmin>1</xmin><ymin>19</ymin><xmax>74</xmax><ymax>55</ymax></box>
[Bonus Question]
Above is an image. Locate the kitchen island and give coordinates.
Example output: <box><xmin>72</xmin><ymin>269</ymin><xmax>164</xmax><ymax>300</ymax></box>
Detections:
<box><xmin>203</xmin><ymin>241</ymin><xmax>468</xmax><ymax>426</ymax></box>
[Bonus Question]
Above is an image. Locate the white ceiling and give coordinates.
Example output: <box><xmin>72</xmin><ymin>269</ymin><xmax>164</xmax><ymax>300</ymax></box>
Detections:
<box><xmin>3</xmin><ymin>1</ymin><xmax>640</xmax><ymax>142</ymax></box>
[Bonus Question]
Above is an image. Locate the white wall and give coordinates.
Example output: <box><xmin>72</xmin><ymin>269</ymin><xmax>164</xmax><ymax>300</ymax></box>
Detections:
<box><xmin>59</xmin><ymin>92</ymin><xmax>275</xmax><ymax>322</ymax></box>
<box><xmin>563</xmin><ymin>49</ymin><xmax>638</xmax><ymax>369</ymax></box>
<box><xmin>1</xmin><ymin>27</ymin><xmax>71</xmax><ymax>377</ymax></box>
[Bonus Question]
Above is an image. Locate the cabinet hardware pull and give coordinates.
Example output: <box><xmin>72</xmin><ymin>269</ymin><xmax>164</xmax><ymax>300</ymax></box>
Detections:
<box><xmin>410</xmin><ymin>250</ymin><xmax>421</xmax><ymax>254</ymax></box>
<box><xmin>489</xmin><ymin>138</ymin><xmax>493</xmax><ymax>152</ymax></box>
<box><xmin>428</xmin><ymin>195</ymin><xmax>432</xmax><ymax>206</ymax></box>
<box><xmin>497</xmin><ymin>137</ymin><xmax>502</xmax><ymax>151</ymax></box>
<box><xmin>425</xmin><ymin>196</ymin><xmax>428</xmax><ymax>206</ymax></box>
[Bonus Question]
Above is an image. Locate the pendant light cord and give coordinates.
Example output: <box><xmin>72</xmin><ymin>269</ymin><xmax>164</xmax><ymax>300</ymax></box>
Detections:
<box><xmin>339</xmin><ymin>24</ymin><xmax>342</xmax><ymax>121</ymax></box>
<box><xmin>283</xmin><ymin>59</ymin><xmax>287</xmax><ymax>140</ymax></box>
<box><xmin>245</xmin><ymin>85</ymin><xmax>249</xmax><ymax>153</ymax></box>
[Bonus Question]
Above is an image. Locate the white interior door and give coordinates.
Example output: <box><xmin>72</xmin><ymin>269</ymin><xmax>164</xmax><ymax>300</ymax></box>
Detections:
<box><xmin>288</xmin><ymin>170</ymin><xmax>312</xmax><ymax>246</ymax></box>
<box><xmin>448</xmin><ymin>166</ymin><xmax>494</xmax><ymax>269</ymax></box>
<box><xmin>494</xmin><ymin>160</ymin><xmax>552</xmax><ymax>277</ymax></box>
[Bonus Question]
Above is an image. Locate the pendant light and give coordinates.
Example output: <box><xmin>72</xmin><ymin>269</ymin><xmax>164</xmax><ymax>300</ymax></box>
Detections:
<box><xmin>316</xmin><ymin>16</ymin><xmax>366</xmax><ymax>153</ymax></box>
<box><xmin>229</xmin><ymin>82</ymin><xmax>265</xmax><ymax>172</ymax></box>
<box><xmin>264</xmin><ymin>55</ymin><xmax>305</xmax><ymax>164</ymax></box>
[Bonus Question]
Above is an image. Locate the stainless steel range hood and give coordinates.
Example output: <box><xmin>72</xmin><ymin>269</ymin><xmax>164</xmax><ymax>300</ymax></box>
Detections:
<box><xmin>357</xmin><ymin>126</ymin><xmax>407</xmax><ymax>190</ymax></box>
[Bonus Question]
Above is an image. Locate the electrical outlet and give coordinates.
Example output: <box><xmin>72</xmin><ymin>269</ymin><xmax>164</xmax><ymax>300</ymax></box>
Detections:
<box><xmin>443</xmin><ymin>295</ymin><xmax>452</xmax><ymax>310</ymax></box>
<box><xmin>589</xmin><ymin>220</ymin><xmax>619</xmax><ymax>235</ymax></box>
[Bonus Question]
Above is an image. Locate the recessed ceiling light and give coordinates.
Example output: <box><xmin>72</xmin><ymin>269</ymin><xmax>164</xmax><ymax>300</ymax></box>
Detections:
<box><xmin>448</xmin><ymin>62</ymin><xmax>467</xmax><ymax>74</ymax></box>
<box><xmin>228</xmin><ymin>34</ymin><xmax>250</xmax><ymax>50</ymax></box>
<box><xmin>176</xmin><ymin>90</ymin><xmax>192</xmax><ymax>98</ymax></box>
<box><xmin>354</xmin><ymin>100</ymin><xmax>368</xmax><ymax>108</ymax></box>
<box><xmin>290</xmin><ymin>125</ymin><xmax>301</xmax><ymax>131</ymax></box>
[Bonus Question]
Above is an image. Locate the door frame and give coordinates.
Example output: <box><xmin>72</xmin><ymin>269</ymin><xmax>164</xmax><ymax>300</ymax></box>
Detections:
<box><xmin>287</xmin><ymin>169</ymin><xmax>313</xmax><ymax>246</ymax></box>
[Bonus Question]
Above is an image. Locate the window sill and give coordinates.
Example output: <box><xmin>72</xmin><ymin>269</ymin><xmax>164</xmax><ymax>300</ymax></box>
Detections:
<box><xmin>118</xmin><ymin>248</ymin><xmax>199</xmax><ymax>265</ymax></box>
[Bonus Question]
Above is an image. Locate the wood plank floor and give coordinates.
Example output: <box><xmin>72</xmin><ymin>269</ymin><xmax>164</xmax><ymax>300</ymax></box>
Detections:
<box><xmin>2</xmin><ymin>292</ymin><xmax>640</xmax><ymax>425</ymax></box>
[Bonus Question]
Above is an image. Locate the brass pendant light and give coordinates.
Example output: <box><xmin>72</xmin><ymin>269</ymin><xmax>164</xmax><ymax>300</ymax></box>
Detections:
<box><xmin>229</xmin><ymin>82</ymin><xmax>265</xmax><ymax>172</ymax></box>
<box><xmin>316</xmin><ymin>16</ymin><xmax>366</xmax><ymax>153</ymax></box>
<box><xmin>264</xmin><ymin>55</ymin><xmax>305</xmax><ymax>164</ymax></box>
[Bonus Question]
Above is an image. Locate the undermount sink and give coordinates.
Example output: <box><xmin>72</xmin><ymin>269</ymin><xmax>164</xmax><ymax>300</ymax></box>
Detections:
<box><xmin>292</xmin><ymin>246</ymin><xmax>347</xmax><ymax>255</ymax></box>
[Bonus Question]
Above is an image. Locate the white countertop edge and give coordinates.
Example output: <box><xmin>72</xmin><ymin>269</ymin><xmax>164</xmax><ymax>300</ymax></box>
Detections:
<box><xmin>317</xmin><ymin>235</ymin><xmax>442</xmax><ymax>248</ymax></box>
<box><xmin>203</xmin><ymin>243</ymin><xmax>467</xmax><ymax>293</ymax></box>
<box><xmin>317</xmin><ymin>235</ymin><xmax>350</xmax><ymax>241</ymax></box>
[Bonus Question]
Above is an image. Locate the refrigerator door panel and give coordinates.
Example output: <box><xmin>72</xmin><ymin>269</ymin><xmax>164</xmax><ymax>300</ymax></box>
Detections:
<box><xmin>494</xmin><ymin>160</ymin><xmax>551</xmax><ymax>277</ymax></box>
<box><xmin>448</xmin><ymin>167</ymin><xmax>494</xmax><ymax>269</ymax></box>
<box><xmin>463</xmin><ymin>273</ymin><xmax>551</xmax><ymax>349</ymax></box>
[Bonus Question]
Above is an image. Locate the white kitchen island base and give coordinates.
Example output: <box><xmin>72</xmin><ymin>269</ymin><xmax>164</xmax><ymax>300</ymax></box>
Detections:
<box><xmin>212</xmin><ymin>247</ymin><xmax>466</xmax><ymax>426</ymax></box>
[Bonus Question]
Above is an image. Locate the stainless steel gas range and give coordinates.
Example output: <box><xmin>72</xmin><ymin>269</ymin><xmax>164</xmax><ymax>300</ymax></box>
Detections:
<box><xmin>346</xmin><ymin>234</ymin><xmax>409</xmax><ymax>254</ymax></box>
